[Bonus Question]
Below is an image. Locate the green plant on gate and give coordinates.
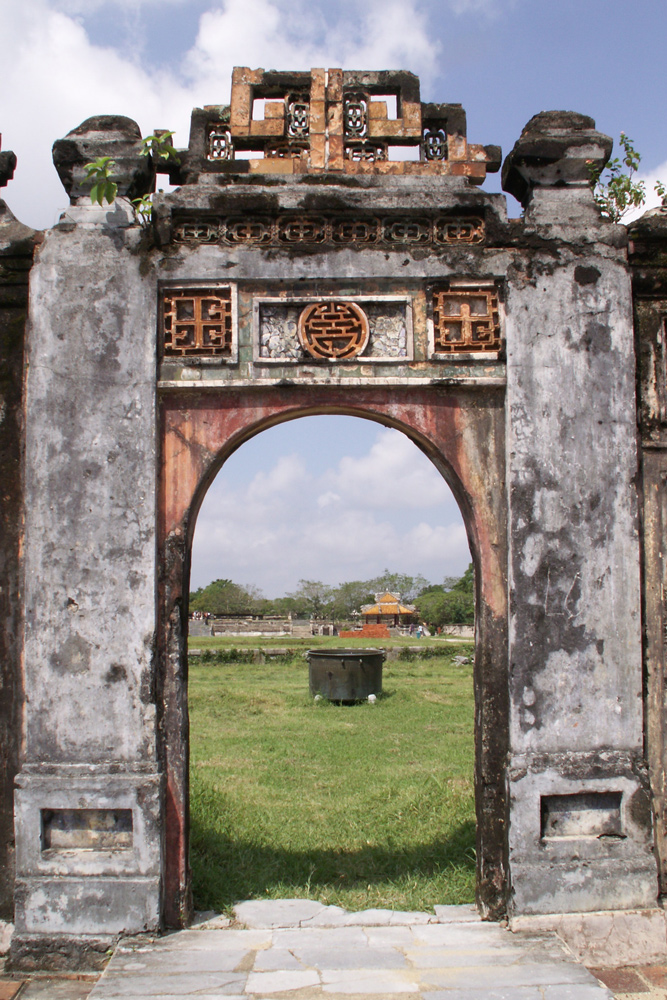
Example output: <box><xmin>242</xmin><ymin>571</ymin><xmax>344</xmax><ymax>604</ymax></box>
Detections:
<box><xmin>655</xmin><ymin>180</ymin><xmax>667</xmax><ymax>211</ymax></box>
<box><xmin>82</xmin><ymin>130</ymin><xmax>179</xmax><ymax>222</ymax></box>
<box><xmin>131</xmin><ymin>193</ymin><xmax>154</xmax><ymax>225</ymax></box>
<box><xmin>140</xmin><ymin>130</ymin><xmax>180</xmax><ymax>166</ymax></box>
<box><xmin>589</xmin><ymin>132</ymin><xmax>667</xmax><ymax>222</ymax></box>
<box><xmin>82</xmin><ymin>156</ymin><xmax>118</xmax><ymax>206</ymax></box>
<box><xmin>131</xmin><ymin>131</ymin><xmax>181</xmax><ymax>225</ymax></box>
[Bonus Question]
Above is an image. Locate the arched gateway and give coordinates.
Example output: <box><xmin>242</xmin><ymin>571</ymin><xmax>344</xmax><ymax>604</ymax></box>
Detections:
<box><xmin>1</xmin><ymin>68</ymin><xmax>666</xmax><ymax>966</ymax></box>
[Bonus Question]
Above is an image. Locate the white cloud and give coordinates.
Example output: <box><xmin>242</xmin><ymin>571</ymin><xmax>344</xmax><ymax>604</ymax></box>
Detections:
<box><xmin>323</xmin><ymin>429</ymin><xmax>451</xmax><ymax>509</ymax></box>
<box><xmin>1</xmin><ymin>0</ymin><xmax>440</xmax><ymax>229</ymax></box>
<box><xmin>446</xmin><ymin>0</ymin><xmax>514</xmax><ymax>16</ymax></box>
<box><xmin>404</xmin><ymin>521</ymin><xmax>470</xmax><ymax>563</ymax></box>
<box><xmin>54</xmin><ymin>0</ymin><xmax>190</xmax><ymax>10</ymax></box>
<box><xmin>247</xmin><ymin>454</ymin><xmax>309</xmax><ymax>502</ymax></box>
<box><xmin>0</xmin><ymin>4</ymin><xmax>185</xmax><ymax>227</ymax></box>
<box><xmin>341</xmin><ymin>1</ymin><xmax>438</xmax><ymax>78</ymax></box>
<box><xmin>190</xmin><ymin>426</ymin><xmax>469</xmax><ymax>595</ymax></box>
<box><xmin>317</xmin><ymin>491</ymin><xmax>341</xmax><ymax>509</ymax></box>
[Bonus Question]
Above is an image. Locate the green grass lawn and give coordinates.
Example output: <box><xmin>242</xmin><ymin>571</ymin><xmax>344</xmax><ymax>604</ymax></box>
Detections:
<box><xmin>189</xmin><ymin>646</ymin><xmax>476</xmax><ymax>914</ymax></box>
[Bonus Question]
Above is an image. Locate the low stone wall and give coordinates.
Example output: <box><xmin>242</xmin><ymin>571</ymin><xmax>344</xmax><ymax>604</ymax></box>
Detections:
<box><xmin>188</xmin><ymin>620</ymin><xmax>212</xmax><ymax>637</ymax></box>
<box><xmin>209</xmin><ymin>618</ymin><xmax>290</xmax><ymax>635</ymax></box>
<box><xmin>439</xmin><ymin>625</ymin><xmax>474</xmax><ymax>638</ymax></box>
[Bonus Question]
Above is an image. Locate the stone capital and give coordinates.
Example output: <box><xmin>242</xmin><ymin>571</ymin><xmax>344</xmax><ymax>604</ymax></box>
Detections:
<box><xmin>52</xmin><ymin>115</ymin><xmax>155</xmax><ymax>202</ymax></box>
<box><xmin>502</xmin><ymin>110</ymin><xmax>612</xmax><ymax>209</ymax></box>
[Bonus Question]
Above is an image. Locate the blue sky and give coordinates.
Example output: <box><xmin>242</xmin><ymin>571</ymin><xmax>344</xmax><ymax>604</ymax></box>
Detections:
<box><xmin>2</xmin><ymin>0</ymin><xmax>665</xmax><ymax>596</ymax></box>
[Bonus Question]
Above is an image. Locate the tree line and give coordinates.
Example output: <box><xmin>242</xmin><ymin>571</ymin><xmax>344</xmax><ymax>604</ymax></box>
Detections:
<box><xmin>189</xmin><ymin>565</ymin><xmax>475</xmax><ymax>629</ymax></box>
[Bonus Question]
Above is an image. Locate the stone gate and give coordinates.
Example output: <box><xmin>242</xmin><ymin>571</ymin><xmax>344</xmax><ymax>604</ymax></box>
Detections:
<box><xmin>1</xmin><ymin>68</ymin><xmax>667</xmax><ymax>966</ymax></box>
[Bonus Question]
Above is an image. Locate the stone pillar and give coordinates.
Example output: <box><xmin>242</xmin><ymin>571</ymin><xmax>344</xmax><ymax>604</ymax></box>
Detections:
<box><xmin>629</xmin><ymin>207</ymin><xmax>667</xmax><ymax>899</ymax></box>
<box><xmin>502</xmin><ymin>113</ymin><xmax>657</xmax><ymax>914</ymax></box>
<box><xmin>11</xmin><ymin>121</ymin><xmax>161</xmax><ymax>969</ymax></box>
<box><xmin>0</xmin><ymin>147</ymin><xmax>35</xmax><ymax>920</ymax></box>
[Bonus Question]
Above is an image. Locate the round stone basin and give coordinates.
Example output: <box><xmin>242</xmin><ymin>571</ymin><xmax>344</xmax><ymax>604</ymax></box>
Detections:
<box><xmin>307</xmin><ymin>648</ymin><xmax>384</xmax><ymax>703</ymax></box>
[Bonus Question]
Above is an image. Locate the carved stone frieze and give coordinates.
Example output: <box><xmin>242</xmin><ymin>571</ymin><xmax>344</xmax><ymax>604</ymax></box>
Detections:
<box><xmin>172</xmin><ymin>214</ymin><xmax>485</xmax><ymax>248</ymax></box>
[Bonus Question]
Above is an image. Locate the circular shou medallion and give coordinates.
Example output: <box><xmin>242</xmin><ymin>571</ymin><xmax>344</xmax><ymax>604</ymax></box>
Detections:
<box><xmin>297</xmin><ymin>301</ymin><xmax>370</xmax><ymax>360</ymax></box>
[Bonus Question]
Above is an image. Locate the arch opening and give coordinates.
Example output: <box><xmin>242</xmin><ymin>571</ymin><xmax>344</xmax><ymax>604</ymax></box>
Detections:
<box><xmin>158</xmin><ymin>387</ymin><xmax>509</xmax><ymax>926</ymax></box>
<box><xmin>187</xmin><ymin>415</ymin><xmax>476</xmax><ymax>914</ymax></box>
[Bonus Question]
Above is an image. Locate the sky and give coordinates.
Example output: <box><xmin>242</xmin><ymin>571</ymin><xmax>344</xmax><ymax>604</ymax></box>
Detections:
<box><xmin>2</xmin><ymin>0</ymin><xmax>666</xmax><ymax>597</ymax></box>
<box><xmin>191</xmin><ymin>418</ymin><xmax>470</xmax><ymax>596</ymax></box>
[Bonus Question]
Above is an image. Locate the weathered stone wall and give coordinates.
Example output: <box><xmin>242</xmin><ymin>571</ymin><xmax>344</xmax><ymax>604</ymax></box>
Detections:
<box><xmin>13</xmin><ymin>208</ymin><xmax>162</xmax><ymax>962</ymax></box>
<box><xmin>0</xmin><ymin>200</ymin><xmax>35</xmax><ymax>918</ymax></box>
<box><xmin>502</xmin><ymin>115</ymin><xmax>655</xmax><ymax>914</ymax></box>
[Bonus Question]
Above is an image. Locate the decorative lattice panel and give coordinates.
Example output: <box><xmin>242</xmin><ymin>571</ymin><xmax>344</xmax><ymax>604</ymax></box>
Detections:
<box><xmin>297</xmin><ymin>301</ymin><xmax>370</xmax><ymax>359</ymax></box>
<box><xmin>173</xmin><ymin>214</ymin><xmax>486</xmax><ymax>248</ymax></box>
<box><xmin>162</xmin><ymin>288</ymin><xmax>233</xmax><ymax>357</ymax></box>
<box><xmin>344</xmin><ymin>92</ymin><xmax>369</xmax><ymax>138</ymax></box>
<box><xmin>432</xmin><ymin>289</ymin><xmax>501</xmax><ymax>354</ymax></box>
<box><xmin>191</xmin><ymin>68</ymin><xmax>500</xmax><ymax>180</ymax></box>
<box><xmin>207</xmin><ymin>128</ymin><xmax>234</xmax><ymax>161</ymax></box>
<box><xmin>287</xmin><ymin>93</ymin><xmax>310</xmax><ymax>137</ymax></box>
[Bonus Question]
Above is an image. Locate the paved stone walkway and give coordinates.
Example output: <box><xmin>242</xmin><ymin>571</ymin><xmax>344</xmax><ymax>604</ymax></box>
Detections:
<box><xmin>85</xmin><ymin>900</ymin><xmax>613</xmax><ymax>1000</ymax></box>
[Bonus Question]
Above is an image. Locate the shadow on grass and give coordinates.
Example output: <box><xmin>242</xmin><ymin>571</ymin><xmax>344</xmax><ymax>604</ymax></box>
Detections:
<box><xmin>190</xmin><ymin>816</ymin><xmax>476</xmax><ymax>911</ymax></box>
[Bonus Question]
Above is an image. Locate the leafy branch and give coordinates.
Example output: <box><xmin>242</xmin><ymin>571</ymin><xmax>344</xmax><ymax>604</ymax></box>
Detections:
<box><xmin>140</xmin><ymin>130</ymin><xmax>180</xmax><ymax>165</ymax></box>
<box><xmin>131</xmin><ymin>132</ymin><xmax>180</xmax><ymax>226</ymax></box>
<box><xmin>132</xmin><ymin>193</ymin><xmax>154</xmax><ymax>225</ymax></box>
<box><xmin>82</xmin><ymin>156</ymin><xmax>118</xmax><ymax>206</ymax></box>
<box><xmin>589</xmin><ymin>132</ymin><xmax>667</xmax><ymax>222</ymax></box>
<box><xmin>81</xmin><ymin>129</ymin><xmax>178</xmax><ymax>223</ymax></box>
<box><xmin>589</xmin><ymin>133</ymin><xmax>645</xmax><ymax>223</ymax></box>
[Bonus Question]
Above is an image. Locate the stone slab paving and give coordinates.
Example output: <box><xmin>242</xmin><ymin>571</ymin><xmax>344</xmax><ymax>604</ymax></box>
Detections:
<box><xmin>84</xmin><ymin>900</ymin><xmax>615</xmax><ymax>1000</ymax></box>
<box><xmin>0</xmin><ymin>969</ymin><xmax>97</xmax><ymax>999</ymax></box>
<box><xmin>3</xmin><ymin>904</ymin><xmax>667</xmax><ymax>998</ymax></box>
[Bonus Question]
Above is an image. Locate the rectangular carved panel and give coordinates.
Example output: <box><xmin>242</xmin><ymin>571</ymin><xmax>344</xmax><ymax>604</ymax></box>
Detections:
<box><xmin>254</xmin><ymin>296</ymin><xmax>412</xmax><ymax>364</ymax></box>
<box><xmin>162</xmin><ymin>287</ymin><xmax>234</xmax><ymax>358</ymax></box>
<box><xmin>432</xmin><ymin>288</ymin><xmax>500</xmax><ymax>354</ymax></box>
<box><xmin>41</xmin><ymin>808</ymin><xmax>133</xmax><ymax>851</ymax></box>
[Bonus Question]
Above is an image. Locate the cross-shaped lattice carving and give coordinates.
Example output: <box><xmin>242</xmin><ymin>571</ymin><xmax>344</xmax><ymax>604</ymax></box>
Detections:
<box><xmin>432</xmin><ymin>289</ymin><xmax>500</xmax><ymax>353</ymax></box>
<box><xmin>163</xmin><ymin>288</ymin><xmax>233</xmax><ymax>357</ymax></box>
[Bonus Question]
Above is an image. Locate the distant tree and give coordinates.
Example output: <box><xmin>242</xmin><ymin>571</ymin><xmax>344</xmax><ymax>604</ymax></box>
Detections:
<box><xmin>285</xmin><ymin>579</ymin><xmax>334</xmax><ymax>618</ymax></box>
<box><xmin>189</xmin><ymin>578</ymin><xmax>263</xmax><ymax>616</ymax></box>
<box><xmin>414</xmin><ymin>563</ymin><xmax>475</xmax><ymax>629</ymax></box>
<box><xmin>328</xmin><ymin>580</ymin><xmax>375</xmax><ymax>620</ymax></box>
<box><xmin>365</xmin><ymin>570</ymin><xmax>430</xmax><ymax>602</ymax></box>
<box><xmin>264</xmin><ymin>596</ymin><xmax>306</xmax><ymax>617</ymax></box>
<box><xmin>190</xmin><ymin>568</ymin><xmax>448</xmax><ymax>621</ymax></box>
